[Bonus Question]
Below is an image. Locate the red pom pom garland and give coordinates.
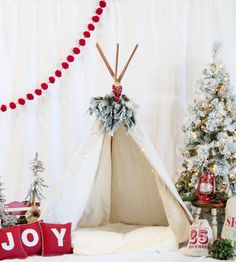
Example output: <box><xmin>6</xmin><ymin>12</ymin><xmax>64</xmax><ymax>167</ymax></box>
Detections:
<box><xmin>55</xmin><ymin>70</ymin><xmax>62</xmax><ymax>77</ymax></box>
<box><xmin>96</xmin><ymin>8</ymin><xmax>103</xmax><ymax>15</ymax></box>
<box><xmin>26</xmin><ymin>93</ymin><xmax>34</xmax><ymax>100</ymax></box>
<box><xmin>88</xmin><ymin>23</ymin><xmax>95</xmax><ymax>31</ymax></box>
<box><xmin>62</xmin><ymin>62</ymin><xmax>69</xmax><ymax>69</ymax></box>
<box><xmin>83</xmin><ymin>31</ymin><xmax>91</xmax><ymax>38</ymax></box>
<box><xmin>0</xmin><ymin>0</ymin><xmax>107</xmax><ymax>112</ymax></box>
<box><xmin>49</xmin><ymin>76</ymin><xmax>55</xmax><ymax>84</ymax></box>
<box><xmin>73</xmin><ymin>47</ymin><xmax>80</xmax><ymax>55</ymax></box>
<box><xmin>18</xmin><ymin>98</ymin><xmax>25</xmax><ymax>105</ymax></box>
<box><xmin>41</xmin><ymin>83</ymin><xmax>48</xmax><ymax>90</ymax></box>
<box><xmin>67</xmin><ymin>55</ymin><xmax>74</xmax><ymax>63</ymax></box>
<box><xmin>92</xmin><ymin>16</ymin><xmax>100</xmax><ymax>23</ymax></box>
<box><xmin>99</xmin><ymin>1</ymin><xmax>106</xmax><ymax>8</ymax></box>
<box><xmin>9</xmin><ymin>102</ymin><xmax>16</xmax><ymax>109</ymax></box>
<box><xmin>79</xmin><ymin>39</ymin><xmax>86</xmax><ymax>46</ymax></box>
<box><xmin>35</xmin><ymin>89</ymin><xmax>42</xmax><ymax>96</ymax></box>
<box><xmin>0</xmin><ymin>105</ymin><xmax>7</xmax><ymax>112</ymax></box>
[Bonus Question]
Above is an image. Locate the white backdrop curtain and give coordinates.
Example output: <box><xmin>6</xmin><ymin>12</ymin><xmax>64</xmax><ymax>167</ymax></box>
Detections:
<box><xmin>0</xmin><ymin>0</ymin><xmax>236</xmax><ymax>202</ymax></box>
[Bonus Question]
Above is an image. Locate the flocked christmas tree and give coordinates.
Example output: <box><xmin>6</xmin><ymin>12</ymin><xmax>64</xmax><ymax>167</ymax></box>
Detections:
<box><xmin>26</xmin><ymin>152</ymin><xmax>47</xmax><ymax>207</ymax></box>
<box><xmin>0</xmin><ymin>177</ymin><xmax>7</xmax><ymax>224</ymax></box>
<box><xmin>176</xmin><ymin>42</ymin><xmax>236</xmax><ymax>202</ymax></box>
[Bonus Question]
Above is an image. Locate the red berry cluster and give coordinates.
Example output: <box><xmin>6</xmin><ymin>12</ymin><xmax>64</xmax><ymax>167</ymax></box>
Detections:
<box><xmin>0</xmin><ymin>0</ymin><xmax>107</xmax><ymax>112</ymax></box>
<box><xmin>112</xmin><ymin>84</ymin><xmax>122</xmax><ymax>103</ymax></box>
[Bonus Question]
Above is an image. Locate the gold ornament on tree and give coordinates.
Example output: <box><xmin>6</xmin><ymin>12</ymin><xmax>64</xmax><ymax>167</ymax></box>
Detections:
<box><xmin>25</xmin><ymin>153</ymin><xmax>48</xmax><ymax>223</ymax></box>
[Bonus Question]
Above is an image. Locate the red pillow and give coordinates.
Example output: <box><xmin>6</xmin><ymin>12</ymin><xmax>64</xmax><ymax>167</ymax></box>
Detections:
<box><xmin>19</xmin><ymin>221</ymin><xmax>42</xmax><ymax>256</ymax></box>
<box><xmin>0</xmin><ymin>225</ymin><xmax>27</xmax><ymax>260</ymax></box>
<box><xmin>40</xmin><ymin>222</ymin><xmax>72</xmax><ymax>256</ymax></box>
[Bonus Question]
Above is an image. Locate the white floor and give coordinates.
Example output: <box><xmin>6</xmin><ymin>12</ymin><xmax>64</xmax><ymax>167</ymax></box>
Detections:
<box><xmin>6</xmin><ymin>251</ymin><xmax>236</xmax><ymax>262</ymax></box>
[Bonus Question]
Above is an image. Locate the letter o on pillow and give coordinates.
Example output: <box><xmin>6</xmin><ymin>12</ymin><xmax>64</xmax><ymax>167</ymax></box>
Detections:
<box><xmin>21</xmin><ymin>229</ymin><xmax>39</xmax><ymax>247</ymax></box>
<box><xmin>19</xmin><ymin>221</ymin><xmax>42</xmax><ymax>256</ymax></box>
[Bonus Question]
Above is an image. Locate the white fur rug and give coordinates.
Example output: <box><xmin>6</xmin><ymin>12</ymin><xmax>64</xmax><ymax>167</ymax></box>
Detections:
<box><xmin>72</xmin><ymin>223</ymin><xmax>178</xmax><ymax>255</ymax></box>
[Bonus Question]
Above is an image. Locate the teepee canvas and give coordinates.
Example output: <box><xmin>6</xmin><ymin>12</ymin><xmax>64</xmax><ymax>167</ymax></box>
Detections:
<box><xmin>42</xmin><ymin>43</ymin><xmax>192</xmax><ymax>243</ymax></box>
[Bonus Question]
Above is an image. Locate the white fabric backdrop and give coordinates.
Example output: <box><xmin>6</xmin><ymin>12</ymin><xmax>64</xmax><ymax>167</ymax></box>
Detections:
<box><xmin>0</xmin><ymin>0</ymin><xmax>236</xmax><ymax>201</ymax></box>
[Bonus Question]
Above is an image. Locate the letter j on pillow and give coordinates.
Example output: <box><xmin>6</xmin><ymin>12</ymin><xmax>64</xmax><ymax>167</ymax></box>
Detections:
<box><xmin>0</xmin><ymin>226</ymin><xmax>27</xmax><ymax>260</ymax></box>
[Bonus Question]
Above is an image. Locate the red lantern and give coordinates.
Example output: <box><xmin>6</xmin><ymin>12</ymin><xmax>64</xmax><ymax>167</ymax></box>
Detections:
<box><xmin>196</xmin><ymin>171</ymin><xmax>216</xmax><ymax>204</ymax></box>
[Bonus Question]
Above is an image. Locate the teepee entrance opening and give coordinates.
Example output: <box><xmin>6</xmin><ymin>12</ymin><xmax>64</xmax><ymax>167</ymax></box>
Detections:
<box><xmin>79</xmin><ymin>125</ymin><xmax>168</xmax><ymax>228</ymax></box>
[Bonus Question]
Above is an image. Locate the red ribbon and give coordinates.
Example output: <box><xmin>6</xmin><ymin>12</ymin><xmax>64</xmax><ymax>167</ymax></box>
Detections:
<box><xmin>0</xmin><ymin>0</ymin><xmax>107</xmax><ymax>112</ymax></box>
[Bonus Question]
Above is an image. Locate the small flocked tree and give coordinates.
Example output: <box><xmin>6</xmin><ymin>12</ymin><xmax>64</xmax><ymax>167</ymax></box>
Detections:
<box><xmin>26</xmin><ymin>152</ymin><xmax>47</xmax><ymax>207</ymax></box>
<box><xmin>0</xmin><ymin>178</ymin><xmax>8</xmax><ymax>227</ymax></box>
<box><xmin>176</xmin><ymin>43</ymin><xmax>236</xmax><ymax>202</ymax></box>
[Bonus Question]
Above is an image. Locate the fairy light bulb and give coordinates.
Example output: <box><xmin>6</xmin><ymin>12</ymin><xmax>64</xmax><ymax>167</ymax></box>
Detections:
<box><xmin>93</xmin><ymin>132</ymin><xmax>98</xmax><ymax>138</ymax></box>
<box><xmin>212</xmin><ymin>164</ymin><xmax>217</xmax><ymax>173</ymax></box>
<box><xmin>192</xmin><ymin>132</ymin><xmax>197</xmax><ymax>139</ymax></box>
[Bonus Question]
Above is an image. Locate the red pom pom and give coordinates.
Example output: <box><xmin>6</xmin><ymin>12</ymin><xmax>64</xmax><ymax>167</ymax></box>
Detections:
<box><xmin>62</xmin><ymin>62</ymin><xmax>69</xmax><ymax>69</ymax></box>
<box><xmin>96</xmin><ymin>8</ymin><xmax>103</xmax><ymax>15</ymax></box>
<box><xmin>0</xmin><ymin>105</ymin><xmax>7</xmax><ymax>112</ymax></box>
<box><xmin>9</xmin><ymin>102</ymin><xmax>16</xmax><ymax>109</ymax></box>
<box><xmin>67</xmin><ymin>55</ymin><xmax>74</xmax><ymax>63</ymax></box>
<box><xmin>88</xmin><ymin>23</ymin><xmax>95</xmax><ymax>31</ymax></box>
<box><xmin>83</xmin><ymin>31</ymin><xmax>91</xmax><ymax>38</ymax></box>
<box><xmin>118</xmin><ymin>86</ymin><xmax>122</xmax><ymax>94</ymax></box>
<box><xmin>35</xmin><ymin>89</ymin><xmax>42</xmax><ymax>96</ymax></box>
<box><xmin>49</xmin><ymin>76</ymin><xmax>55</xmax><ymax>83</ymax></box>
<box><xmin>55</xmin><ymin>70</ymin><xmax>62</xmax><ymax>77</ymax></box>
<box><xmin>18</xmin><ymin>98</ymin><xmax>25</xmax><ymax>105</ymax></box>
<box><xmin>27</xmin><ymin>93</ymin><xmax>34</xmax><ymax>100</ymax></box>
<box><xmin>99</xmin><ymin>1</ymin><xmax>106</xmax><ymax>8</ymax></box>
<box><xmin>73</xmin><ymin>47</ymin><xmax>80</xmax><ymax>55</ymax></box>
<box><xmin>41</xmin><ymin>83</ymin><xmax>48</xmax><ymax>90</ymax></box>
<box><xmin>92</xmin><ymin>16</ymin><xmax>100</xmax><ymax>23</ymax></box>
<box><xmin>113</xmin><ymin>96</ymin><xmax>120</xmax><ymax>103</ymax></box>
<box><xmin>79</xmin><ymin>39</ymin><xmax>86</xmax><ymax>46</ymax></box>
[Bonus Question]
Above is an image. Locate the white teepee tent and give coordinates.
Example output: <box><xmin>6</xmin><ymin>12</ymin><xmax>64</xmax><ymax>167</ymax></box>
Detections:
<box><xmin>42</xmin><ymin>44</ymin><xmax>192</xmax><ymax>243</ymax></box>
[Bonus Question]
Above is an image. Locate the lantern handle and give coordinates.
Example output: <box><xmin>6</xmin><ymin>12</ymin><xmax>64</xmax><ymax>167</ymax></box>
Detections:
<box><xmin>211</xmin><ymin>174</ymin><xmax>216</xmax><ymax>198</ymax></box>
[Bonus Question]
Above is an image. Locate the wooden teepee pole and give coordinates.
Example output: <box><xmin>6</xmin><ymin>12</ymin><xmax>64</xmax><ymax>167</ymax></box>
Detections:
<box><xmin>96</xmin><ymin>42</ymin><xmax>115</xmax><ymax>78</ymax></box>
<box><xmin>115</xmin><ymin>43</ymin><xmax>119</xmax><ymax>82</ymax></box>
<box><xmin>118</xmin><ymin>44</ymin><xmax>138</xmax><ymax>82</ymax></box>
